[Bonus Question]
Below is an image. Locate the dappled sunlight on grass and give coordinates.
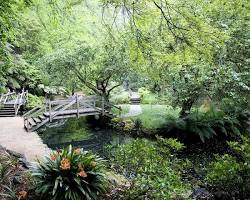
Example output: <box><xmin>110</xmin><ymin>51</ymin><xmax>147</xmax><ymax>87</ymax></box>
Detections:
<box><xmin>133</xmin><ymin>104</ymin><xmax>180</xmax><ymax>129</ymax></box>
<box><xmin>112</xmin><ymin>104</ymin><xmax>130</xmax><ymax>115</ymax></box>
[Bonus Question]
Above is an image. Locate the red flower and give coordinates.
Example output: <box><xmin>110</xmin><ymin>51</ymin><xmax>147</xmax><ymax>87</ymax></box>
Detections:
<box><xmin>50</xmin><ymin>153</ymin><xmax>57</xmax><ymax>161</ymax></box>
<box><xmin>60</xmin><ymin>158</ymin><xmax>71</xmax><ymax>170</ymax></box>
<box><xmin>78</xmin><ymin>170</ymin><xmax>87</xmax><ymax>178</ymax></box>
<box><xmin>18</xmin><ymin>191</ymin><xmax>27</xmax><ymax>200</ymax></box>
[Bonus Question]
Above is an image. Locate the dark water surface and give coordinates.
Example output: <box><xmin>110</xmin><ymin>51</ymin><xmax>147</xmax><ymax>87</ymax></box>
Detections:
<box><xmin>38</xmin><ymin>117</ymin><xmax>133</xmax><ymax>156</ymax></box>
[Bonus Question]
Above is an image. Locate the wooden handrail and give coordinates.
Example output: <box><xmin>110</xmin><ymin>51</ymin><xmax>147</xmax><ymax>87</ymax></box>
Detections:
<box><xmin>14</xmin><ymin>94</ymin><xmax>19</xmax><ymax>115</ymax></box>
<box><xmin>3</xmin><ymin>91</ymin><xmax>11</xmax><ymax>103</ymax></box>
<box><xmin>1</xmin><ymin>91</ymin><xmax>15</xmax><ymax>98</ymax></box>
<box><xmin>23</xmin><ymin>106</ymin><xmax>41</xmax><ymax>118</ymax></box>
<box><xmin>50</xmin><ymin>96</ymin><xmax>81</xmax><ymax>121</ymax></box>
<box><xmin>104</xmin><ymin>101</ymin><xmax>122</xmax><ymax>110</ymax></box>
<box><xmin>0</xmin><ymin>94</ymin><xmax>3</xmax><ymax>103</ymax></box>
<box><xmin>50</xmin><ymin>99</ymin><xmax>74</xmax><ymax>105</ymax></box>
<box><xmin>23</xmin><ymin>95</ymin><xmax>123</xmax><ymax>131</ymax></box>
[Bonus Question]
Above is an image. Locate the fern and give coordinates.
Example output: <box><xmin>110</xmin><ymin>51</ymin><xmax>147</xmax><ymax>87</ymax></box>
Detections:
<box><xmin>164</xmin><ymin>104</ymin><xmax>246</xmax><ymax>142</ymax></box>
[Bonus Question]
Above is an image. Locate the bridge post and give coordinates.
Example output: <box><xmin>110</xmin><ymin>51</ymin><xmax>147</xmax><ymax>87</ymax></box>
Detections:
<box><xmin>26</xmin><ymin>90</ymin><xmax>28</xmax><ymax>105</ymax></box>
<box><xmin>49</xmin><ymin>100</ymin><xmax>52</xmax><ymax>122</ymax></box>
<box><xmin>101</xmin><ymin>96</ymin><xmax>104</xmax><ymax>115</ymax></box>
<box><xmin>44</xmin><ymin>99</ymin><xmax>47</xmax><ymax>112</ymax></box>
<box><xmin>3</xmin><ymin>90</ymin><xmax>9</xmax><ymax>103</ymax></box>
<box><xmin>76</xmin><ymin>94</ymin><xmax>79</xmax><ymax>118</ymax></box>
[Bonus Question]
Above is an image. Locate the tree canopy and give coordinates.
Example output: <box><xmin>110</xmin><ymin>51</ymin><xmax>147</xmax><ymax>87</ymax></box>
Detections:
<box><xmin>0</xmin><ymin>0</ymin><xmax>249</xmax><ymax>113</ymax></box>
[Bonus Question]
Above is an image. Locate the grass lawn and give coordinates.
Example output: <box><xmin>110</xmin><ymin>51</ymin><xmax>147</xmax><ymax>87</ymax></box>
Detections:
<box><xmin>132</xmin><ymin>104</ymin><xmax>180</xmax><ymax>129</ymax></box>
<box><xmin>112</xmin><ymin>104</ymin><xmax>130</xmax><ymax>115</ymax></box>
<box><xmin>137</xmin><ymin>104</ymin><xmax>180</xmax><ymax>129</ymax></box>
<box><xmin>114</xmin><ymin>104</ymin><xmax>180</xmax><ymax>129</ymax></box>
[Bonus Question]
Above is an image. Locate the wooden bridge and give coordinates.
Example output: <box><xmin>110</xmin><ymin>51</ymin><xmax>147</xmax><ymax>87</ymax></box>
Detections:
<box><xmin>0</xmin><ymin>89</ymin><xmax>28</xmax><ymax>117</ymax></box>
<box><xmin>23</xmin><ymin>95</ymin><xmax>121</xmax><ymax>132</ymax></box>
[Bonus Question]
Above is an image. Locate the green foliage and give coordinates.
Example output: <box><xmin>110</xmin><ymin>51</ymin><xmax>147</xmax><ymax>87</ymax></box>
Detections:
<box><xmin>164</xmin><ymin>104</ymin><xmax>242</xmax><ymax>142</ymax></box>
<box><xmin>123</xmin><ymin>119</ymin><xmax>134</xmax><ymax>132</ymax></box>
<box><xmin>228</xmin><ymin>136</ymin><xmax>250</xmax><ymax>162</ymax></box>
<box><xmin>133</xmin><ymin>118</ymin><xmax>142</xmax><ymax>131</ymax></box>
<box><xmin>111</xmin><ymin>104</ymin><xmax>130</xmax><ymax>116</ymax></box>
<box><xmin>27</xmin><ymin>93</ymin><xmax>44</xmax><ymax>109</ymax></box>
<box><xmin>156</xmin><ymin>135</ymin><xmax>185</xmax><ymax>152</ymax></box>
<box><xmin>206</xmin><ymin>136</ymin><xmax>250</xmax><ymax>198</ymax></box>
<box><xmin>138</xmin><ymin>87</ymin><xmax>158</xmax><ymax>104</ymax></box>
<box><xmin>138</xmin><ymin>87</ymin><xmax>150</xmax><ymax>99</ymax></box>
<box><xmin>107</xmin><ymin>138</ymin><xmax>191</xmax><ymax>199</ymax></box>
<box><xmin>133</xmin><ymin>105</ymin><xmax>180</xmax><ymax>130</ymax></box>
<box><xmin>103</xmin><ymin>0</ymin><xmax>249</xmax><ymax>117</ymax></box>
<box><xmin>206</xmin><ymin>154</ymin><xmax>242</xmax><ymax>191</ymax></box>
<box><xmin>111</xmin><ymin>118</ymin><xmax>135</xmax><ymax>133</ymax></box>
<box><xmin>32</xmin><ymin>145</ymin><xmax>109</xmax><ymax>200</ymax></box>
<box><xmin>0</xmin><ymin>163</ymin><xmax>12</xmax><ymax>187</ymax></box>
<box><xmin>0</xmin><ymin>150</ymin><xmax>19</xmax><ymax>187</ymax></box>
<box><xmin>110</xmin><ymin>91</ymin><xmax>130</xmax><ymax>104</ymax></box>
<box><xmin>0</xmin><ymin>184</ymin><xmax>17</xmax><ymax>200</ymax></box>
<box><xmin>111</xmin><ymin>117</ymin><xmax>123</xmax><ymax>124</ymax></box>
<box><xmin>0</xmin><ymin>148</ymin><xmax>34</xmax><ymax>200</ymax></box>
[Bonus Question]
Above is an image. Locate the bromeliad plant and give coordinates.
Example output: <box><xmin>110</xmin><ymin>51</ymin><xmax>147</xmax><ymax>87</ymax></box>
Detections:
<box><xmin>32</xmin><ymin>145</ymin><xmax>109</xmax><ymax>200</ymax></box>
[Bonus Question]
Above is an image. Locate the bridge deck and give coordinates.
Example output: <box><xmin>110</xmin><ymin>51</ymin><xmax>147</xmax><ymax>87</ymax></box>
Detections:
<box><xmin>43</xmin><ymin>108</ymin><xmax>98</xmax><ymax>117</ymax></box>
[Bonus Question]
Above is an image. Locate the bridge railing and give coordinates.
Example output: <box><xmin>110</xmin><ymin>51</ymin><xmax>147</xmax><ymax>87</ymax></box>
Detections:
<box><xmin>23</xmin><ymin>94</ymin><xmax>123</xmax><ymax>131</ymax></box>
<box><xmin>0</xmin><ymin>89</ymin><xmax>28</xmax><ymax>115</ymax></box>
<box><xmin>14</xmin><ymin>89</ymin><xmax>28</xmax><ymax>115</ymax></box>
<box><xmin>0</xmin><ymin>91</ymin><xmax>16</xmax><ymax>104</ymax></box>
<box><xmin>23</xmin><ymin>95</ymin><xmax>99</xmax><ymax>127</ymax></box>
<box><xmin>23</xmin><ymin>96</ymin><xmax>74</xmax><ymax>122</ymax></box>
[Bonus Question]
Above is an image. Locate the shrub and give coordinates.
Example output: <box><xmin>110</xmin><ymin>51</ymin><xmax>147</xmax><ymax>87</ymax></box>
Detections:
<box><xmin>206</xmin><ymin>154</ymin><xmax>242</xmax><ymax>191</ymax></box>
<box><xmin>27</xmin><ymin>94</ymin><xmax>44</xmax><ymax>109</ymax></box>
<box><xmin>156</xmin><ymin>135</ymin><xmax>185</xmax><ymax>152</ymax></box>
<box><xmin>111</xmin><ymin>117</ymin><xmax>123</xmax><ymax>124</ymax></box>
<box><xmin>138</xmin><ymin>87</ymin><xmax>150</xmax><ymax>98</ymax></box>
<box><xmin>134</xmin><ymin>105</ymin><xmax>179</xmax><ymax>130</ymax></box>
<box><xmin>32</xmin><ymin>145</ymin><xmax>109</xmax><ymax>200</ymax></box>
<box><xmin>138</xmin><ymin>87</ymin><xmax>158</xmax><ymax>104</ymax></box>
<box><xmin>111</xmin><ymin>118</ymin><xmax>141</xmax><ymax>134</ymax></box>
<box><xmin>206</xmin><ymin>136</ymin><xmax>250</xmax><ymax>199</ymax></box>
<box><xmin>123</xmin><ymin>119</ymin><xmax>134</xmax><ymax>132</ymax></box>
<box><xmin>107</xmin><ymin>138</ymin><xmax>191</xmax><ymax>199</ymax></box>
<box><xmin>164</xmin><ymin>105</ymin><xmax>242</xmax><ymax>142</ymax></box>
<box><xmin>110</xmin><ymin>91</ymin><xmax>130</xmax><ymax>104</ymax></box>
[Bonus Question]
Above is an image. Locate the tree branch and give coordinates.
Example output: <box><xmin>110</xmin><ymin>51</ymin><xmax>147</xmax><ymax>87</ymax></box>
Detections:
<box><xmin>107</xmin><ymin>83</ymin><xmax>122</xmax><ymax>96</ymax></box>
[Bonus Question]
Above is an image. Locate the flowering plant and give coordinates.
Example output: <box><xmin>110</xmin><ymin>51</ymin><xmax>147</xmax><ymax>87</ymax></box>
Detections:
<box><xmin>32</xmin><ymin>145</ymin><xmax>108</xmax><ymax>200</ymax></box>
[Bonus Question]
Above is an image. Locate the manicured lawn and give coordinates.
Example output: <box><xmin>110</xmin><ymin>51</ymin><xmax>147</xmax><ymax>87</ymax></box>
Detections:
<box><xmin>114</xmin><ymin>104</ymin><xmax>180</xmax><ymax>129</ymax></box>
<box><xmin>113</xmin><ymin>104</ymin><xmax>130</xmax><ymax>115</ymax></box>
<box><xmin>132</xmin><ymin>104</ymin><xmax>180</xmax><ymax>129</ymax></box>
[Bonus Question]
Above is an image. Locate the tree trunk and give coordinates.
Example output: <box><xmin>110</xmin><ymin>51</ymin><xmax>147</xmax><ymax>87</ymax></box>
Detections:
<box><xmin>179</xmin><ymin>98</ymin><xmax>195</xmax><ymax>118</ymax></box>
<box><xmin>100</xmin><ymin>92</ymin><xmax>111</xmax><ymax>111</ymax></box>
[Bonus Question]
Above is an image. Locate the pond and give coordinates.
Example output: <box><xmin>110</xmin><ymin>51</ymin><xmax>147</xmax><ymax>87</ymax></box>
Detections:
<box><xmin>38</xmin><ymin>117</ymin><xmax>133</xmax><ymax>156</ymax></box>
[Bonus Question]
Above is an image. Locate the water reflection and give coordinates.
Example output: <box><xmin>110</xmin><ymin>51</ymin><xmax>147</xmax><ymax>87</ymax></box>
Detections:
<box><xmin>38</xmin><ymin>117</ymin><xmax>133</xmax><ymax>155</ymax></box>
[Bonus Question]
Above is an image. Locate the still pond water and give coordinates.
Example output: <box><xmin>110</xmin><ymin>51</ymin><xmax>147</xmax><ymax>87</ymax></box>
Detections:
<box><xmin>38</xmin><ymin>117</ymin><xmax>132</xmax><ymax>156</ymax></box>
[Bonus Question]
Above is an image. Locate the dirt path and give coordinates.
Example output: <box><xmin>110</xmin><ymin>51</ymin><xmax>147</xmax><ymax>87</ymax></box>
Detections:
<box><xmin>122</xmin><ymin>105</ymin><xmax>142</xmax><ymax>117</ymax></box>
<box><xmin>0</xmin><ymin>117</ymin><xmax>50</xmax><ymax>163</ymax></box>
<box><xmin>121</xmin><ymin>92</ymin><xmax>142</xmax><ymax>117</ymax></box>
